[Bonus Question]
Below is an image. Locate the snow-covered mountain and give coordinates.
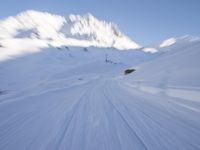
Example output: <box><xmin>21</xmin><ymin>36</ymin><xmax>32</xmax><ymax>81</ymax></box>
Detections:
<box><xmin>1</xmin><ymin>10</ymin><xmax>200</xmax><ymax>61</ymax></box>
<box><xmin>158</xmin><ymin>35</ymin><xmax>200</xmax><ymax>51</ymax></box>
<box><xmin>0</xmin><ymin>10</ymin><xmax>140</xmax><ymax>50</ymax></box>
<box><xmin>0</xmin><ymin>10</ymin><xmax>200</xmax><ymax>150</ymax></box>
<box><xmin>123</xmin><ymin>40</ymin><xmax>200</xmax><ymax>94</ymax></box>
<box><xmin>142</xmin><ymin>35</ymin><xmax>200</xmax><ymax>53</ymax></box>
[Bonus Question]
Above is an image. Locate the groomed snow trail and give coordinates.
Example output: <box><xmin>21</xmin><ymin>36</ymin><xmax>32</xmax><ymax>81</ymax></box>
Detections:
<box><xmin>0</xmin><ymin>45</ymin><xmax>200</xmax><ymax>150</ymax></box>
<box><xmin>0</xmin><ymin>76</ymin><xmax>200</xmax><ymax>150</ymax></box>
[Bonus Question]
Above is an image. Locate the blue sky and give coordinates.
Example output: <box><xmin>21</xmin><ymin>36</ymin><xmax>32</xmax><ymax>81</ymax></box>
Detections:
<box><xmin>0</xmin><ymin>0</ymin><xmax>199</xmax><ymax>45</ymax></box>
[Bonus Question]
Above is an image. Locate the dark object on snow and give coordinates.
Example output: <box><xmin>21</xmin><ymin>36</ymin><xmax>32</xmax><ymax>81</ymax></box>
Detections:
<box><xmin>65</xmin><ymin>46</ymin><xmax>69</xmax><ymax>50</ymax></box>
<box><xmin>56</xmin><ymin>47</ymin><xmax>62</xmax><ymax>50</ymax></box>
<box><xmin>0</xmin><ymin>44</ymin><xmax>3</xmax><ymax>47</ymax></box>
<box><xmin>105</xmin><ymin>54</ymin><xmax>115</xmax><ymax>64</ymax></box>
<box><xmin>124</xmin><ymin>69</ymin><xmax>136</xmax><ymax>75</ymax></box>
<box><xmin>83</xmin><ymin>48</ymin><xmax>88</xmax><ymax>52</ymax></box>
<box><xmin>46</xmin><ymin>38</ymin><xmax>53</xmax><ymax>41</ymax></box>
<box><xmin>0</xmin><ymin>90</ymin><xmax>7</xmax><ymax>95</ymax></box>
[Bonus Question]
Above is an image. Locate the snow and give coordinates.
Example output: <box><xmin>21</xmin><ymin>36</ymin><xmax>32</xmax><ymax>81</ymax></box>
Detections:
<box><xmin>121</xmin><ymin>40</ymin><xmax>200</xmax><ymax>99</ymax></box>
<box><xmin>159</xmin><ymin>37</ymin><xmax>176</xmax><ymax>48</ymax></box>
<box><xmin>0</xmin><ymin>9</ymin><xmax>144</xmax><ymax>62</ymax></box>
<box><xmin>143</xmin><ymin>47</ymin><xmax>158</xmax><ymax>53</ymax></box>
<box><xmin>142</xmin><ymin>35</ymin><xmax>200</xmax><ymax>53</ymax></box>
<box><xmin>0</xmin><ymin>10</ymin><xmax>140</xmax><ymax>50</ymax></box>
<box><xmin>0</xmin><ymin>10</ymin><xmax>200</xmax><ymax>150</ymax></box>
<box><xmin>0</xmin><ymin>39</ymin><xmax>200</xmax><ymax>149</ymax></box>
<box><xmin>0</xmin><ymin>10</ymin><xmax>65</xmax><ymax>39</ymax></box>
<box><xmin>0</xmin><ymin>38</ymin><xmax>49</xmax><ymax>62</ymax></box>
<box><xmin>158</xmin><ymin>35</ymin><xmax>200</xmax><ymax>51</ymax></box>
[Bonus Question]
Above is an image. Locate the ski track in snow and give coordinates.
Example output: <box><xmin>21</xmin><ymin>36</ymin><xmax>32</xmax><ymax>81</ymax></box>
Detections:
<box><xmin>0</xmin><ymin>76</ymin><xmax>200</xmax><ymax>150</ymax></box>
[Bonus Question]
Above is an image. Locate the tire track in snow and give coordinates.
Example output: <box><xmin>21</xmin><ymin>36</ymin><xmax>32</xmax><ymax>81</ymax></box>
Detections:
<box><xmin>49</xmin><ymin>80</ymin><xmax>97</xmax><ymax>150</ymax></box>
<box><xmin>109</xmin><ymin>79</ymin><xmax>200</xmax><ymax>150</ymax></box>
<box><xmin>101</xmin><ymin>80</ymin><xmax>149</xmax><ymax>150</ymax></box>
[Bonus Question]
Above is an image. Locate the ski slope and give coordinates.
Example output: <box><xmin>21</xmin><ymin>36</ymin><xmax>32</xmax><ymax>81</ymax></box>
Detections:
<box><xmin>0</xmin><ymin>42</ymin><xmax>200</xmax><ymax>150</ymax></box>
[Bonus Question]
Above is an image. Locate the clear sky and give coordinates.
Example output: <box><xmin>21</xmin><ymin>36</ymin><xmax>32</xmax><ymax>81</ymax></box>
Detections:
<box><xmin>0</xmin><ymin>0</ymin><xmax>199</xmax><ymax>46</ymax></box>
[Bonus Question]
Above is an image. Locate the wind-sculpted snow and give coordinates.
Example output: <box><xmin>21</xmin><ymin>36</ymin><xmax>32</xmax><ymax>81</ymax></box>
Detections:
<box><xmin>0</xmin><ymin>45</ymin><xmax>200</xmax><ymax>150</ymax></box>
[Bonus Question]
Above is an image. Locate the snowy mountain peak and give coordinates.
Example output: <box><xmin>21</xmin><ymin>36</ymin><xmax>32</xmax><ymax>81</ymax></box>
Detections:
<box><xmin>63</xmin><ymin>13</ymin><xmax>122</xmax><ymax>40</ymax></box>
<box><xmin>62</xmin><ymin>12</ymin><xmax>140</xmax><ymax>49</ymax></box>
<box><xmin>159</xmin><ymin>35</ymin><xmax>200</xmax><ymax>48</ymax></box>
<box><xmin>0</xmin><ymin>10</ymin><xmax>140</xmax><ymax>50</ymax></box>
<box><xmin>159</xmin><ymin>38</ymin><xmax>177</xmax><ymax>48</ymax></box>
<box><xmin>141</xmin><ymin>35</ymin><xmax>200</xmax><ymax>53</ymax></box>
